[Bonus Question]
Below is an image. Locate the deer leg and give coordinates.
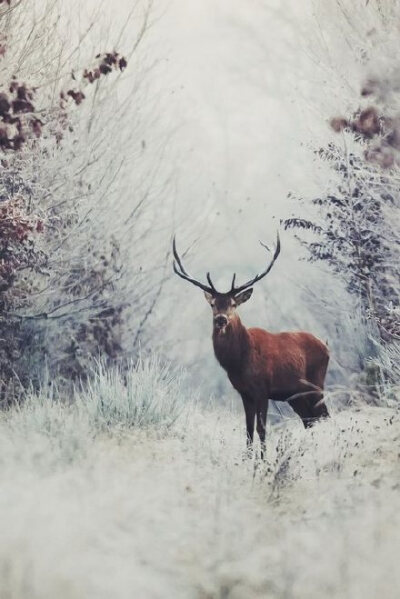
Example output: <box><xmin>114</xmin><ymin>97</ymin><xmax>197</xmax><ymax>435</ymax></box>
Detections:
<box><xmin>287</xmin><ymin>374</ymin><xmax>329</xmax><ymax>428</ymax></box>
<box><xmin>305</xmin><ymin>355</ymin><xmax>330</xmax><ymax>421</ymax></box>
<box><xmin>288</xmin><ymin>396</ymin><xmax>314</xmax><ymax>428</ymax></box>
<box><xmin>256</xmin><ymin>400</ymin><xmax>269</xmax><ymax>460</ymax></box>
<box><xmin>289</xmin><ymin>390</ymin><xmax>328</xmax><ymax>427</ymax></box>
<box><xmin>310</xmin><ymin>393</ymin><xmax>329</xmax><ymax>420</ymax></box>
<box><xmin>241</xmin><ymin>395</ymin><xmax>255</xmax><ymax>456</ymax></box>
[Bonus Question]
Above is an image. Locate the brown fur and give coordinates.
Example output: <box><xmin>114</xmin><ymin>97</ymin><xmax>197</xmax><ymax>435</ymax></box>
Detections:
<box><xmin>172</xmin><ymin>234</ymin><xmax>328</xmax><ymax>458</ymax></box>
<box><xmin>212</xmin><ymin>313</ymin><xmax>329</xmax><ymax>457</ymax></box>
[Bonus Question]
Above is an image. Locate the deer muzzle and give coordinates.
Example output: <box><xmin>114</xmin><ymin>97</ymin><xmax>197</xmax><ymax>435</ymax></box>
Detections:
<box><xmin>214</xmin><ymin>315</ymin><xmax>228</xmax><ymax>330</ymax></box>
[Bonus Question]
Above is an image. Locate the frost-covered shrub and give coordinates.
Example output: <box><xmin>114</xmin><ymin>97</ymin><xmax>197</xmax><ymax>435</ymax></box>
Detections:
<box><xmin>4</xmin><ymin>388</ymin><xmax>92</xmax><ymax>467</ymax></box>
<box><xmin>284</xmin><ymin>139</ymin><xmax>399</xmax><ymax>346</ymax></box>
<box><xmin>284</xmin><ymin>13</ymin><xmax>400</xmax><ymax>388</ymax></box>
<box><xmin>0</xmin><ymin>354</ymin><xmax>188</xmax><ymax>472</ymax></box>
<box><xmin>0</xmin><ymin>1</ymin><xmax>171</xmax><ymax>395</ymax></box>
<box><xmin>285</xmin><ymin>144</ymin><xmax>399</xmax><ymax>390</ymax></box>
<box><xmin>77</xmin><ymin>356</ymin><xmax>187</xmax><ymax>432</ymax></box>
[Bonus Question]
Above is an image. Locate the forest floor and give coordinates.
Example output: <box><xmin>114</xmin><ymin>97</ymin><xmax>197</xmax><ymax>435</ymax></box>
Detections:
<box><xmin>0</xmin><ymin>395</ymin><xmax>399</xmax><ymax>598</ymax></box>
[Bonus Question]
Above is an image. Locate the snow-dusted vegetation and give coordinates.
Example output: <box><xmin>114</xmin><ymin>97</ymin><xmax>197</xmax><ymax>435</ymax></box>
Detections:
<box><xmin>0</xmin><ymin>0</ymin><xmax>399</xmax><ymax>597</ymax></box>
<box><xmin>0</xmin><ymin>367</ymin><xmax>399</xmax><ymax>598</ymax></box>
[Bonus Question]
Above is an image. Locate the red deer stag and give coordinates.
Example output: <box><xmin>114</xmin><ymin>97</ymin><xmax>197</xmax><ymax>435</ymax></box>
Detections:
<box><xmin>173</xmin><ymin>233</ymin><xmax>329</xmax><ymax>458</ymax></box>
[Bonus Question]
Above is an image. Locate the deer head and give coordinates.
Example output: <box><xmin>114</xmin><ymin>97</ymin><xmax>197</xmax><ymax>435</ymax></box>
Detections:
<box><xmin>172</xmin><ymin>233</ymin><xmax>281</xmax><ymax>335</ymax></box>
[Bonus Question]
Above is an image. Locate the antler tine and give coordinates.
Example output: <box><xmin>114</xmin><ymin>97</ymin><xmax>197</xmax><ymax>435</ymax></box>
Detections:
<box><xmin>172</xmin><ymin>236</ymin><xmax>216</xmax><ymax>294</ymax></box>
<box><xmin>172</xmin><ymin>236</ymin><xmax>190</xmax><ymax>276</ymax></box>
<box><xmin>259</xmin><ymin>241</ymin><xmax>270</xmax><ymax>251</ymax></box>
<box><xmin>230</xmin><ymin>273</ymin><xmax>236</xmax><ymax>292</ymax></box>
<box><xmin>231</xmin><ymin>231</ymin><xmax>281</xmax><ymax>294</ymax></box>
<box><xmin>206</xmin><ymin>272</ymin><xmax>217</xmax><ymax>293</ymax></box>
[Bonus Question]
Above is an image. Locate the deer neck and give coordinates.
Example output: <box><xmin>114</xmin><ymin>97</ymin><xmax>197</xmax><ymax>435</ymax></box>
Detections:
<box><xmin>212</xmin><ymin>315</ymin><xmax>250</xmax><ymax>374</ymax></box>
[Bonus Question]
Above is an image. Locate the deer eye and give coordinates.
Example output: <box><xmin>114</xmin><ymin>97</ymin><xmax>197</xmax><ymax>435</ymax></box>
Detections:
<box><xmin>231</xmin><ymin>302</ymin><xmax>237</xmax><ymax>308</ymax></box>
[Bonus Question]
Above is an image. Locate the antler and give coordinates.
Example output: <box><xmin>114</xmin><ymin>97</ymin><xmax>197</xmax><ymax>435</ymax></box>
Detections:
<box><xmin>172</xmin><ymin>236</ymin><xmax>217</xmax><ymax>294</ymax></box>
<box><xmin>230</xmin><ymin>231</ymin><xmax>281</xmax><ymax>294</ymax></box>
<box><xmin>173</xmin><ymin>232</ymin><xmax>280</xmax><ymax>295</ymax></box>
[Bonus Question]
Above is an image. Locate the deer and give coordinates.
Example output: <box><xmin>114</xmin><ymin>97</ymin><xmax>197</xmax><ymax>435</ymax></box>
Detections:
<box><xmin>172</xmin><ymin>233</ymin><xmax>329</xmax><ymax>459</ymax></box>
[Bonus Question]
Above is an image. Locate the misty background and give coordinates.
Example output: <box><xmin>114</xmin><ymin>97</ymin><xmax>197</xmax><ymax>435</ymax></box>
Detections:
<box><xmin>91</xmin><ymin>0</ymin><xmax>371</xmax><ymax>391</ymax></box>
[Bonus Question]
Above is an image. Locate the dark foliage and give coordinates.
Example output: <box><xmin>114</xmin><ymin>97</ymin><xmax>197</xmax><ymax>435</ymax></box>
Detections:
<box><xmin>0</xmin><ymin>82</ymin><xmax>43</xmax><ymax>150</ymax></box>
<box><xmin>0</xmin><ymin>42</ymin><xmax>129</xmax><ymax>400</ymax></box>
<box><xmin>284</xmin><ymin>99</ymin><xmax>399</xmax><ymax>344</ymax></box>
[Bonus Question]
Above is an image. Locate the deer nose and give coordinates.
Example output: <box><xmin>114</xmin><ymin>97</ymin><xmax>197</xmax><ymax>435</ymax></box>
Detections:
<box><xmin>214</xmin><ymin>315</ymin><xmax>228</xmax><ymax>328</ymax></box>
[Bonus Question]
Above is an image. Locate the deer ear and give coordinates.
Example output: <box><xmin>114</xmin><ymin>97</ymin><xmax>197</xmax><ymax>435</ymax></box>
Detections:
<box><xmin>235</xmin><ymin>288</ymin><xmax>253</xmax><ymax>305</ymax></box>
<box><xmin>204</xmin><ymin>291</ymin><xmax>215</xmax><ymax>305</ymax></box>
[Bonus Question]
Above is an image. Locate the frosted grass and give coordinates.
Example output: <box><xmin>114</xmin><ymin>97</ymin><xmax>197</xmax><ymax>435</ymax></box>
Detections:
<box><xmin>0</xmin><ymin>356</ymin><xmax>189</xmax><ymax>474</ymax></box>
<box><xmin>76</xmin><ymin>355</ymin><xmax>187</xmax><ymax>433</ymax></box>
<box><xmin>0</xmin><ymin>361</ymin><xmax>398</xmax><ymax>598</ymax></box>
